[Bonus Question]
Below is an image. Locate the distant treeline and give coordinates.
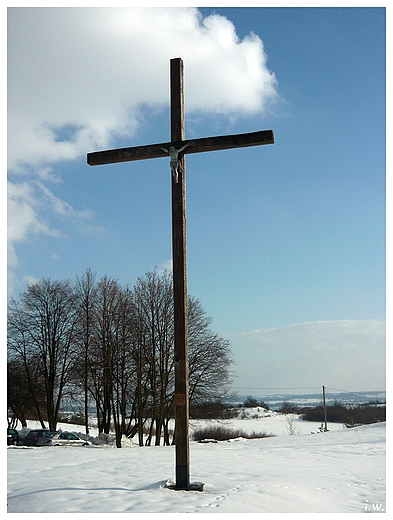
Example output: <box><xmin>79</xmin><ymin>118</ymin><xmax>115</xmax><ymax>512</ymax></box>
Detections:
<box><xmin>279</xmin><ymin>401</ymin><xmax>386</xmax><ymax>426</ymax></box>
<box><xmin>190</xmin><ymin>397</ymin><xmax>387</xmax><ymax>426</ymax></box>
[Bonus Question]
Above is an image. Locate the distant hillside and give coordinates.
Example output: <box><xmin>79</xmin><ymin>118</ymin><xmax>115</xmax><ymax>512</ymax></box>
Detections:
<box><xmin>231</xmin><ymin>390</ymin><xmax>385</xmax><ymax>410</ymax></box>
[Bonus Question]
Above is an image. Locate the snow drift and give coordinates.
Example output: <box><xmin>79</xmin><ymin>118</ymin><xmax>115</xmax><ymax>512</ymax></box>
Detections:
<box><xmin>7</xmin><ymin>416</ymin><xmax>385</xmax><ymax>513</ymax></box>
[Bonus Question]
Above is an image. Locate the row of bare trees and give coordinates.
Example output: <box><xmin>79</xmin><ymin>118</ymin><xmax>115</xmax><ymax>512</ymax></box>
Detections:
<box><xmin>7</xmin><ymin>269</ymin><xmax>233</xmax><ymax>447</ymax></box>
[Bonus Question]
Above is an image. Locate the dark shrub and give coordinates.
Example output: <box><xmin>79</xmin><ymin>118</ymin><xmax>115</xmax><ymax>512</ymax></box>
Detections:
<box><xmin>190</xmin><ymin>401</ymin><xmax>236</xmax><ymax>419</ymax></box>
<box><xmin>192</xmin><ymin>425</ymin><xmax>274</xmax><ymax>441</ymax></box>
<box><xmin>243</xmin><ymin>396</ymin><xmax>259</xmax><ymax>408</ymax></box>
<box><xmin>302</xmin><ymin>404</ymin><xmax>385</xmax><ymax>425</ymax></box>
<box><xmin>280</xmin><ymin>402</ymin><xmax>299</xmax><ymax>414</ymax></box>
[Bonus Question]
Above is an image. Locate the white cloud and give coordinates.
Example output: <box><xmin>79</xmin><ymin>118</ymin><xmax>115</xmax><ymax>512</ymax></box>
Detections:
<box><xmin>7</xmin><ymin>181</ymin><xmax>55</xmax><ymax>244</ymax></box>
<box><xmin>36</xmin><ymin>182</ymin><xmax>94</xmax><ymax>221</ymax></box>
<box><xmin>8</xmin><ymin>7</ymin><xmax>277</xmax><ymax>172</ymax></box>
<box><xmin>231</xmin><ymin>320</ymin><xmax>386</xmax><ymax>392</ymax></box>
<box><xmin>158</xmin><ymin>259</ymin><xmax>173</xmax><ymax>275</ymax></box>
<box><xmin>22</xmin><ymin>275</ymin><xmax>40</xmax><ymax>287</ymax></box>
<box><xmin>7</xmin><ymin>178</ymin><xmax>96</xmax><ymax>295</ymax></box>
<box><xmin>7</xmin><ymin>7</ymin><xmax>278</xmax><ymax>292</ymax></box>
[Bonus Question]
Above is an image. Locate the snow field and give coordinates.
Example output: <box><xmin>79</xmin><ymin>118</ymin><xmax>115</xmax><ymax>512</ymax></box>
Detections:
<box><xmin>7</xmin><ymin>414</ymin><xmax>385</xmax><ymax>514</ymax></box>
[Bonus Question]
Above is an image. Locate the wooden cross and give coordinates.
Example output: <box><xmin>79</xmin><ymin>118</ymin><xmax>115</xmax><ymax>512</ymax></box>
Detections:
<box><xmin>87</xmin><ymin>57</ymin><xmax>274</xmax><ymax>490</ymax></box>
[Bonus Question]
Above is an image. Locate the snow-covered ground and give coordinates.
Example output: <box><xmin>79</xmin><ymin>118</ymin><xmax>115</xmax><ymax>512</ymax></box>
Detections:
<box><xmin>7</xmin><ymin>411</ymin><xmax>386</xmax><ymax>514</ymax></box>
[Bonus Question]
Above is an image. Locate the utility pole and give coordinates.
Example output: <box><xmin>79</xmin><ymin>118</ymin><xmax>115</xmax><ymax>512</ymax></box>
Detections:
<box><xmin>322</xmin><ymin>385</ymin><xmax>328</xmax><ymax>432</ymax></box>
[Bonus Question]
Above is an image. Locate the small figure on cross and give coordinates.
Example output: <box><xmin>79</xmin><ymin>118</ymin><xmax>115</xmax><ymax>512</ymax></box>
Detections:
<box><xmin>87</xmin><ymin>56</ymin><xmax>273</xmax><ymax>491</ymax></box>
<box><xmin>160</xmin><ymin>144</ymin><xmax>188</xmax><ymax>183</ymax></box>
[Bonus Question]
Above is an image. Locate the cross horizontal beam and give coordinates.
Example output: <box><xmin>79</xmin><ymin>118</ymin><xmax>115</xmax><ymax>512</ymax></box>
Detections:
<box><xmin>87</xmin><ymin>130</ymin><xmax>274</xmax><ymax>166</ymax></box>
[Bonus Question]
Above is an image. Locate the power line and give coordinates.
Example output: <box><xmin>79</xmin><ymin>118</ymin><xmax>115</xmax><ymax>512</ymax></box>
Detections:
<box><xmin>233</xmin><ymin>386</ymin><xmax>321</xmax><ymax>391</ymax></box>
<box><xmin>233</xmin><ymin>386</ymin><xmax>384</xmax><ymax>393</ymax></box>
<box><xmin>325</xmin><ymin>387</ymin><xmax>351</xmax><ymax>393</ymax></box>
<box><xmin>325</xmin><ymin>387</ymin><xmax>373</xmax><ymax>394</ymax></box>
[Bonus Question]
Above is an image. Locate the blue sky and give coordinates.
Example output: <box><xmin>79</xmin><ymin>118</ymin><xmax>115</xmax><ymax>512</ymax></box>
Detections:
<box><xmin>7</xmin><ymin>6</ymin><xmax>385</xmax><ymax>393</ymax></box>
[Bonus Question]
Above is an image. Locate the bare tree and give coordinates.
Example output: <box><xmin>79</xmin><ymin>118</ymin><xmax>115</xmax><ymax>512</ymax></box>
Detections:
<box><xmin>188</xmin><ymin>296</ymin><xmax>233</xmax><ymax>405</ymax></box>
<box><xmin>8</xmin><ymin>270</ymin><xmax>233</xmax><ymax>445</ymax></box>
<box><xmin>88</xmin><ymin>275</ymin><xmax>120</xmax><ymax>435</ymax></box>
<box><xmin>110</xmin><ymin>285</ymin><xmax>137</xmax><ymax>447</ymax></box>
<box><xmin>8</xmin><ymin>279</ymin><xmax>79</xmax><ymax>430</ymax></box>
<box><xmin>129</xmin><ymin>271</ymin><xmax>232</xmax><ymax>445</ymax></box>
<box><xmin>127</xmin><ymin>288</ymin><xmax>153</xmax><ymax>445</ymax></box>
<box><xmin>74</xmin><ymin>268</ymin><xmax>97</xmax><ymax>435</ymax></box>
<box><xmin>132</xmin><ymin>270</ymin><xmax>174</xmax><ymax>446</ymax></box>
<box><xmin>7</xmin><ymin>358</ymin><xmax>42</xmax><ymax>428</ymax></box>
<box><xmin>8</xmin><ymin>301</ymin><xmax>47</xmax><ymax>427</ymax></box>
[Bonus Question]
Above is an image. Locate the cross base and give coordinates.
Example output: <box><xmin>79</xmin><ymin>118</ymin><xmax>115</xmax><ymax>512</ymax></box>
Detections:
<box><xmin>87</xmin><ymin>58</ymin><xmax>274</xmax><ymax>491</ymax></box>
<box><xmin>164</xmin><ymin>479</ymin><xmax>205</xmax><ymax>492</ymax></box>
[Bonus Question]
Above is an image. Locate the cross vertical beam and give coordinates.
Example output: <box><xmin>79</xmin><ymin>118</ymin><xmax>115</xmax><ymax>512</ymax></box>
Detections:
<box><xmin>87</xmin><ymin>56</ymin><xmax>274</xmax><ymax>492</ymax></box>
<box><xmin>170</xmin><ymin>58</ymin><xmax>190</xmax><ymax>489</ymax></box>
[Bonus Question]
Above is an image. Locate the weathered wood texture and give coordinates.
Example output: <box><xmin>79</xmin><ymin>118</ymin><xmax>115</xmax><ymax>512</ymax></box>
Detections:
<box><xmin>86</xmin><ymin>56</ymin><xmax>274</xmax><ymax>491</ymax></box>
<box><xmin>87</xmin><ymin>130</ymin><xmax>274</xmax><ymax>166</ymax></box>
<box><xmin>170</xmin><ymin>58</ymin><xmax>190</xmax><ymax>489</ymax></box>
